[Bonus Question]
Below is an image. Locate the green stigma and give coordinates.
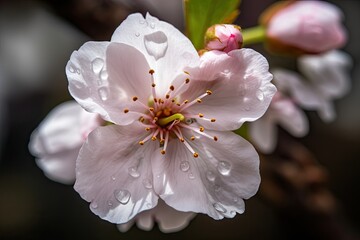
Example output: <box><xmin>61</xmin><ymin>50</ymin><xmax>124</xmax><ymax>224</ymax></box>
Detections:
<box><xmin>157</xmin><ymin>113</ymin><xmax>185</xmax><ymax>126</ymax></box>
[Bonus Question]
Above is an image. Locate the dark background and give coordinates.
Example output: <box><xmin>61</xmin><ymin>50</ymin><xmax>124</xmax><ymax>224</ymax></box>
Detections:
<box><xmin>0</xmin><ymin>0</ymin><xmax>359</xmax><ymax>239</ymax></box>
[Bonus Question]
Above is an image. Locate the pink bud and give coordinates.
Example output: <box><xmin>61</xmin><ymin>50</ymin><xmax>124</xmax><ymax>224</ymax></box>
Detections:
<box><xmin>205</xmin><ymin>24</ymin><xmax>243</xmax><ymax>53</ymax></box>
<box><xmin>263</xmin><ymin>1</ymin><xmax>347</xmax><ymax>54</ymax></box>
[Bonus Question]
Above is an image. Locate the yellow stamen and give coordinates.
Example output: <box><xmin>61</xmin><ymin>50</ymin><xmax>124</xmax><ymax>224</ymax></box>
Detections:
<box><xmin>124</xmin><ymin>108</ymin><xmax>129</xmax><ymax>113</ymax></box>
<box><xmin>132</xmin><ymin>96</ymin><xmax>138</xmax><ymax>101</ymax></box>
<box><xmin>160</xmin><ymin>150</ymin><xmax>166</xmax><ymax>155</ymax></box>
<box><xmin>206</xmin><ymin>90</ymin><xmax>212</xmax><ymax>95</ymax></box>
<box><xmin>139</xmin><ymin>141</ymin><xmax>144</xmax><ymax>145</ymax></box>
<box><xmin>199</xmin><ymin>127</ymin><xmax>204</xmax><ymax>132</ymax></box>
<box><xmin>211</xmin><ymin>118</ymin><xmax>216</xmax><ymax>122</ymax></box>
<box><xmin>149</xmin><ymin>69</ymin><xmax>155</xmax><ymax>75</ymax></box>
<box><xmin>193</xmin><ymin>152</ymin><xmax>199</xmax><ymax>158</ymax></box>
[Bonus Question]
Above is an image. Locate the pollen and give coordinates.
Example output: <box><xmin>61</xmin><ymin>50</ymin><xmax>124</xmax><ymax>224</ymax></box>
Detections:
<box><xmin>151</xmin><ymin>136</ymin><xmax>157</xmax><ymax>141</ymax></box>
<box><xmin>196</xmin><ymin>99</ymin><xmax>202</xmax><ymax>103</ymax></box>
<box><xmin>160</xmin><ymin>139</ymin><xmax>165</xmax><ymax>144</ymax></box>
<box><xmin>213</xmin><ymin>136</ymin><xmax>218</xmax><ymax>141</ymax></box>
<box><xmin>193</xmin><ymin>152</ymin><xmax>199</xmax><ymax>158</ymax></box>
<box><xmin>211</xmin><ymin>118</ymin><xmax>216</xmax><ymax>122</ymax></box>
<box><xmin>139</xmin><ymin>117</ymin><xmax>145</xmax><ymax>122</ymax></box>
<box><xmin>198</xmin><ymin>113</ymin><xmax>204</xmax><ymax>118</ymax></box>
<box><xmin>199</xmin><ymin>127</ymin><xmax>204</xmax><ymax>132</ymax></box>
<box><xmin>124</xmin><ymin>108</ymin><xmax>129</xmax><ymax>113</ymax></box>
<box><xmin>152</xmin><ymin>83</ymin><xmax>156</xmax><ymax>87</ymax></box>
<box><xmin>145</xmin><ymin>127</ymin><xmax>151</xmax><ymax>131</ymax></box>
<box><xmin>160</xmin><ymin>150</ymin><xmax>166</xmax><ymax>155</ymax></box>
<box><xmin>169</xmin><ymin>85</ymin><xmax>175</xmax><ymax>91</ymax></box>
<box><xmin>149</xmin><ymin>107</ymin><xmax>154</xmax><ymax>112</ymax></box>
<box><xmin>184</xmin><ymin>71</ymin><xmax>190</xmax><ymax>75</ymax></box>
<box><xmin>139</xmin><ymin>141</ymin><xmax>144</xmax><ymax>145</ymax></box>
<box><xmin>190</xmin><ymin>136</ymin><xmax>195</xmax><ymax>141</ymax></box>
<box><xmin>132</xmin><ymin>96</ymin><xmax>138</xmax><ymax>101</ymax></box>
<box><xmin>149</xmin><ymin>69</ymin><xmax>155</xmax><ymax>75</ymax></box>
<box><xmin>165</xmin><ymin>94</ymin><xmax>170</xmax><ymax>99</ymax></box>
<box><xmin>180</xmin><ymin>138</ymin><xmax>185</xmax><ymax>142</ymax></box>
<box><xmin>184</xmin><ymin>100</ymin><xmax>189</xmax><ymax>104</ymax></box>
<box><xmin>206</xmin><ymin>90</ymin><xmax>212</xmax><ymax>95</ymax></box>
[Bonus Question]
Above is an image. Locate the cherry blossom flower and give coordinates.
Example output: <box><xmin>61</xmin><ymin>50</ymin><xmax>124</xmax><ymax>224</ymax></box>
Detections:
<box><xmin>261</xmin><ymin>0</ymin><xmax>347</xmax><ymax>54</ymax></box>
<box><xmin>249</xmin><ymin>92</ymin><xmax>308</xmax><ymax>154</ymax></box>
<box><xmin>29</xmin><ymin>101</ymin><xmax>103</xmax><ymax>184</ymax></box>
<box><xmin>66</xmin><ymin>13</ymin><xmax>276</xmax><ymax>224</ymax></box>
<box><xmin>205</xmin><ymin>24</ymin><xmax>243</xmax><ymax>53</ymax></box>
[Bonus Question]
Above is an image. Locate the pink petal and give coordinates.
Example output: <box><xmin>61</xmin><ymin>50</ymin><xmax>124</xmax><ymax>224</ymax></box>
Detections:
<box><xmin>67</xmin><ymin>42</ymin><xmax>151</xmax><ymax>125</ymax></box>
<box><xmin>267</xmin><ymin>1</ymin><xmax>347</xmax><ymax>53</ymax></box>
<box><xmin>74</xmin><ymin>124</ymin><xmax>159</xmax><ymax>224</ymax></box>
<box><xmin>111</xmin><ymin>13</ymin><xmax>199</xmax><ymax>96</ymax></box>
<box><xmin>182</xmin><ymin>49</ymin><xmax>276</xmax><ymax>131</ymax></box>
<box><xmin>151</xmin><ymin>130</ymin><xmax>260</xmax><ymax>220</ymax></box>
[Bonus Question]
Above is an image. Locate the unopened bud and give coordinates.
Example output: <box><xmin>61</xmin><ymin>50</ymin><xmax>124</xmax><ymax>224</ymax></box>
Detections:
<box><xmin>205</xmin><ymin>24</ymin><xmax>243</xmax><ymax>53</ymax></box>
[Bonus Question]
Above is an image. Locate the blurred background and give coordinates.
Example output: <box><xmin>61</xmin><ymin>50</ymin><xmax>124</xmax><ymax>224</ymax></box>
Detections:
<box><xmin>0</xmin><ymin>0</ymin><xmax>359</xmax><ymax>239</ymax></box>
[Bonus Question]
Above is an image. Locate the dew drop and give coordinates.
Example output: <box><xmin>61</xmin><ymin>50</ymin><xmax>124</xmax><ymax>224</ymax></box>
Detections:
<box><xmin>111</xmin><ymin>176</ymin><xmax>116</xmax><ymax>181</ymax></box>
<box><xmin>142</xmin><ymin>179</ymin><xmax>153</xmax><ymax>189</ymax></box>
<box><xmin>90</xmin><ymin>202</ymin><xmax>98</xmax><ymax>209</ymax></box>
<box><xmin>188</xmin><ymin>172</ymin><xmax>195</xmax><ymax>180</ymax></box>
<box><xmin>128</xmin><ymin>167</ymin><xmax>140</xmax><ymax>178</ymax></box>
<box><xmin>213</xmin><ymin>202</ymin><xmax>227</xmax><ymax>213</ymax></box>
<box><xmin>256</xmin><ymin>90</ymin><xmax>264</xmax><ymax>101</ymax></box>
<box><xmin>100</xmin><ymin>70</ymin><xmax>108</xmax><ymax>82</ymax></box>
<box><xmin>98</xmin><ymin>87</ymin><xmax>108</xmax><ymax>101</ymax></box>
<box><xmin>217</xmin><ymin>161</ymin><xmax>231</xmax><ymax>175</ymax></box>
<box><xmin>180</xmin><ymin>161</ymin><xmax>190</xmax><ymax>172</ymax></box>
<box><xmin>144</xmin><ymin>31</ymin><xmax>168</xmax><ymax>60</ymax></box>
<box><xmin>69</xmin><ymin>65</ymin><xmax>75</xmax><ymax>73</ymax></box>
<box><xmin>135</xmin><ymin>32</ymin><xmax>140</xmax><ymax>37</ymax></box>
<box><xmin>114</xmin><ymin>189</ymin><xmax>131</xmax><ymax>204</ymax></box>
<box><xmin>206</xmin><ymin>171</ymin><xmax>216</xmax><ymax>182</ymax></box>
<box><xmin>91</xmin><ymin>58</ymin><xmax>104</xmax><ymax>74</ymax></box>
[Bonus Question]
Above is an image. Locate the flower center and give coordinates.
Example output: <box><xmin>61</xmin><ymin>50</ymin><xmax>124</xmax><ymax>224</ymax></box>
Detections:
<box><xmin>123</xmin><ymin>69</ymin><xmax>218</xmax><ymax>158</ymax></box>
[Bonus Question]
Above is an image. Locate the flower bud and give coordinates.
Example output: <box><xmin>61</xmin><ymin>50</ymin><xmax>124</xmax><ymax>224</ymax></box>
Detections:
<box><xmin>260</xmin><ymin>1</ymin><xmax>347</xmax><ymax>55</ymax></box>
<box><xmin>205</xmin><ymin>24</ymin><xmax>243</xmax><ymax>53</ymax></box>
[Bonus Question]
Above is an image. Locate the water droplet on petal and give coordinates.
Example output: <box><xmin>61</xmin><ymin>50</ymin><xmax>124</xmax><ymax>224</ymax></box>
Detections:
<box><xmin>256</xmin><ymin>90</ymin><xmax>264</xmax><ymax>101</ymax></box>
<box><xmin>144</xmin><ymin>31</ymin><xmax>168</xmax><ymax>60</ymax></box>
<box><xmin>188</xmin><ymin>172</ymin><xmax>195</xmax><ymax>180</ymax></box>
<box><xmin>111</xmin><ymin>176</ymin><xmax>116</xmax><ymax>181</ymax></box>
<box><xmin>135</xmin><ymin>32</ymin><xmax>140</xmax><ymax>37</ymax></box>
<box><xmin>206</xmin><ymin>171</ymin><xmax>216</xmax><ymax>182</ymax></box>
<box><xmin>217</xmin><ymin>161</ymin><xmax>231</xmax><ymax>175</ymax></box>
<box><xmin>69</xmin><ymin>65</ymin><xmax>75</xmax><ymax>73</ymax></box>
<box><xmin>128</xmin><ymin>167</ymin><xmax>140</xmax><ymax>178</ymax></box>
<box><xmin>98</xmin><ymin>87</ymin><xmax>108</xmax><ymax>101</ymax></box>
<box><xmin>114</xmin><ymin>189</ymin><xmax>131</xmax><ymax>204</ymax></box>
<box><xmin>180</xmin><ymin>161</ymin><xmax>190</xmax><ymax>172</ymax></box>
<box><xmin>90</xmin><ymin>202</ymin><xmax>98</xmax><ymax>209</ymax></box>
<box><xmin>100</xmin><ymin>70</ymin><xmax>108</xmax><ymax>83</ymax></box>
<box><xmin>150</xmin><ymin>22</ymin><xmax>155</xmax><ymax>29</ymax></box>
<box><xmin>91</xmin><ymin>58</ymin><xmax>104</xmax><ymax>74</ymax></box>
<box><xmin>142</xmin><ymin>179</ymin><xmax>153</xmax><ymax>189</ymax></box>
<box><xmin>213</xmin><ymin>202</ymin><xmax>227</xmax><ymax>213</ymax></box>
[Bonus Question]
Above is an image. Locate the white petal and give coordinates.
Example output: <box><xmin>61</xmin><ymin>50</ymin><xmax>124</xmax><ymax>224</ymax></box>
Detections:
<box><xmin>111</xmin><ymin>13</ymin><xmax>199</xmax><ymax>95</ymax></box>
<box><xmin>273</xmin><ymin>69</ymin><xmax>336</xmax><ymax>122</ymax></box>
<box><xmin>182</xmin><ymin>49</ymin><xmax>276</xmax><ymax>131</ymax></box>
<box><xmin>249</xmin><ymin>116</ymin><xmax>277</xmax><ymax>154</ymax></box>
<box><xmin>298</xmin><ymin>50</ymin><xmax>352</xmax><ymax>99</ymax></box>
<box><xmin>29</xmin><ymin>101</ymin><xmax>101</xmax><ymax>184</ymax></box>
<box><xmin>74</xmin><ymin>124</ymin><xmax>159</xmax><ymax>224</ymax></box>
<box><xmin>67</xmin><ymin>42</ymin><xmax>152</xmax><ymax>125</ymax></box>
<box><xmin>151</xmin><ymin>130</ymin><xmax>260</xmax><ymax>220</ymax></box>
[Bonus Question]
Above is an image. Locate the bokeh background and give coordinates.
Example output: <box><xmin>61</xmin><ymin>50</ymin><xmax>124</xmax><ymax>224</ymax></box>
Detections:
<box><xmin>0</xmin><ymin>0</ymin><xmax>359</xmax><ymax>239</ymax></box>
